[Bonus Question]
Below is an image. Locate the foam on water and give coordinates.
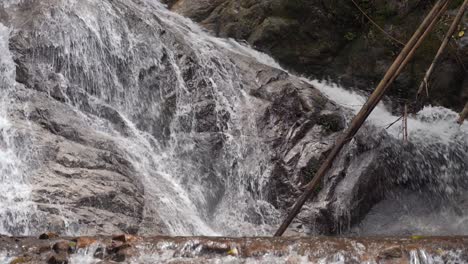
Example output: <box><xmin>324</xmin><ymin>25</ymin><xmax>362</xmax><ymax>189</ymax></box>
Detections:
<box><xmin>65</xmin><ymin>240</ymin><xmax>467</xmax><ymax>264</ymax></box>
<box><xmin>306</xmin><ymin>82</ymin><xmax>468</xmax><ymax>236</ymax></box>
<box><xmin>0</xmin><ymin>252</ymin><xmax>13</xmax><ymax>264</ymax></box>
<box><xmin>308</xmin><ymin>80</ymin><xmax>468</xmax><ymax>140</ymax></box>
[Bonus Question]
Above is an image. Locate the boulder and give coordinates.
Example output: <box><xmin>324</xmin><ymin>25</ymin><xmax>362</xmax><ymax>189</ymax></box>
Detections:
<box><xmin>0</xmin><ymin>0</ymin><xmax>346</xmax><ymax>236</ymax></box>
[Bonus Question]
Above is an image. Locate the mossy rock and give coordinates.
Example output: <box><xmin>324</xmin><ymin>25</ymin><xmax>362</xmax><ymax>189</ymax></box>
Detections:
<box><xmin>302</xmin><ymin>157</ymin><xmax>320</xmax><ymax>184</ymax></box>
<box><xmin>10</xmin><ymin>256</ymin><xmax>32</xmax><ymax>264</ymax></box>
<box><xmin>317</xmin><ymin>113</ymin><xmax>345</xmax><ymax>133</ymax></box>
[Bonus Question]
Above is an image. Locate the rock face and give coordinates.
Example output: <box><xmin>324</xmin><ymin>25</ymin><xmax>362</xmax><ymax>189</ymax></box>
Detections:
<box><xmin>0</xmin><ymin>0</ymin><xmax>353</xmax><ymax>236</ymax></box>
<box><xmin>163</xmin><ymin>0</ymin><xmax>468</xmax><ymax>111</ymax></box>
<box><xmin>1</xmin><ymin>0</ymin><xmax>467</xmax><ymax>238</ymax></box>
<box><xmin>7</xmin><ymin>88</ymin><xmax>146</xmax><ymax>235</ymax></box>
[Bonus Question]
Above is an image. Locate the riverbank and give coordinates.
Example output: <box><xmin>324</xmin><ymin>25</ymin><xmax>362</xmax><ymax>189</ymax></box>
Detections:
<box><xmin>1</xmin><ymin>235</ymin><xmax>467</xmax><ymax>263</ymax></box>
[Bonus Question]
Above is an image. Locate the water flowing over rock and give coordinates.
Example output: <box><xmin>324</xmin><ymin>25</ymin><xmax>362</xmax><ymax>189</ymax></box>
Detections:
<box><xmin>162</xmin><ymin>0</ymin><xmax>468</xmax><ymax>111</ymax></box>
<box><xmin>0</xmin><ymin>0</ymin><xmax>467</xmax><ymax>243</ymax></box>
<box><xmin>0</xmin><ymin>0</ymin><xmax>348</xmax><ymax>236</ymax></box>
<box><xmin>1</xmin><ymin>235</ymin><xmax>467</xmax><ymax>263</ymax></box>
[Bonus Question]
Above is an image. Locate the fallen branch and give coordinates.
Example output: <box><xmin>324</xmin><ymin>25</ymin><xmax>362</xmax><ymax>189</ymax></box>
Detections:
<box><xmin>403</xmin><ymin>104</ymin><xmax>409</xmax><ymax>142</ymax></box>
<box><xmin>417</xmin><ymin>0</ymin><xmax>468</xmax><ymax>99</ymax></box>
<box><xmin>350</xmin><ymin>0</ymin><xmax>405</xmax><ymax>46</ymax></box>
<box><xmin>385</xmin><ymin>116</ymin><xmax>403</xmax><ymax>130</ymax></box>
<box><xmin>458</xmin><ymin>102</ymin><xmax>468</xmax><ymax>125</ymax></box>
<box><xmin>273</xmin><ymin>0</ymin><xmax>450</xmax><ymax>237</ymax></box>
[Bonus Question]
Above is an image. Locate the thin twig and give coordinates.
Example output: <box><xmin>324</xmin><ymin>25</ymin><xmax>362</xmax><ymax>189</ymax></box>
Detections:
<box><xmin>417</xmin><ymin>0</ymin><xmax>468</xmax><ymax>98</ymax></box>
<box><xmin>448</xmin><ymin>41</ymin><xmax>468</xmax><ymax>73</ymax></box>
<box><xmin>350</xmin><ymin>0</ymin><xmax>406</xmax><ymax>46</ymax></box>
<box><xmin>385</xmin><ymin>116</ymin><xmax>403</xmax><ymax>129</ymax></box>
<box><xmin>403</xmin><ymin>104</ymin><xmax>409</xmax><ymax>142</ymax></box>
<box><xmin>458</xmin><ymin>102</ymin><xmax>468</xmax><ymax>125</ymax></box>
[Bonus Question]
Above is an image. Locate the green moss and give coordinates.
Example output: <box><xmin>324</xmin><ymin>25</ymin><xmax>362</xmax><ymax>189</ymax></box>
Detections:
<box><xmin>317</xmin><ymin>113</ymin><xmax>344</xmax><ymax>133</ymax></box>
<box><xmin>302</xmin><ymin>158</ymin><xmax>324</xmax><ymax>194</ymax></box>
<box><xmin>449</xmin><ymin>0</ymin><xmax>464</xmax><ymax>9</ymax></box>
<box><xmin>311</xmin><ymin>95</ymin><xmax>328</xmax><ymax>110</ymax></box>
<box><xmin>303</xmin><ymin>158</ymin><xmax>319</xmax><ymax>183</ymax></box>
<box><xmin>10</xmin><ymin>257</ymin><xmax>31</xmax><ymax>264</ymax></box>
<box><xmin>270</xmin><ymin>0</ymin><xmax>308</xmax><ymax>19</ymax></box>
<box><xmin>374</xmin><ymin>5</ymin><xmax>398</xmax><ymax>25</ymax></box>
<box><xmin>314</xmin><ymin>182</ymin><xmax>323</xmax><ymax>193</ymax></box>
<box><xmin>344</xmin><ymin>32</ymin><xmax>357</xmax><ymax>41</ymax></box>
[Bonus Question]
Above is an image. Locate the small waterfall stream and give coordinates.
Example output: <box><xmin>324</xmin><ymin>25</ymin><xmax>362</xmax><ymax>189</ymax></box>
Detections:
<box><xmin>0</xmin><ymin>0</ymin><xmax>466</xmax><ymax>243</ymax></box>
<box><xmin>0</xmin><ymin>24</ymin><xmax>38</xmax><ymax>236</ymax></box>
<box><xmin>310</xmin><ymin>81</ymin><xmax>468</xmax><ymax>235</ymax></box>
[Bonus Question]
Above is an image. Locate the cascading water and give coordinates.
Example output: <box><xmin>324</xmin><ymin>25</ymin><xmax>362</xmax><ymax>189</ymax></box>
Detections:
<box><xmin>0</xmin><ymin>23</ymin><xmax>39</xmax><ymax>236</ymax></box>
<box><xmin>0</xmin><ymin>0</ymin><xmax>280</xmax><ymax>237</ymax></box>
<box><xmin>309</xmin><ymin>80</ymin><xmax>468</xmax><ymax>236</ymax></box>
<box><xmin>0</xmin><ymin>0</ymin><xmax>466</xmax><ymax>243</ymax></box>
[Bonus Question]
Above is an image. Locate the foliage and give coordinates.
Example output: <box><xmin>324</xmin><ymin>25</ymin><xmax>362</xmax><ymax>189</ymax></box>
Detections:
<box><xmin>345</xmin><ymin>32</ymin><xmax>357</xmax><ymax>41</ymax></box>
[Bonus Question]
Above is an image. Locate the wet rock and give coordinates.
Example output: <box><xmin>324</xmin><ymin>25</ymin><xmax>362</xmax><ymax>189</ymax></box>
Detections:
<box><xmin>74</xmin><ymin>237</ymin><xmax>97</xmax><ymax>249</ymax></box>
<box><xmin>47</xmin><ymin>253</ymin><xmax>68</xmax><ymax>264</ymax></box>
<box><xmin>112</xmin><ymin>234</ymin><xmax>139</xmax><ymax>243</ymax></box>
<box><xmin>165</xmin><ymin>0</ymin><xmax>468</xmax><ymax>111</ymax></box>
<box><xmin>39</xmin><ymin>232</ymin><xmax>59</xmax><ymax>240</ymax></box>
<box><xmin>9</xmin><ymin>256</ymin><xmax>32</xmax><ymax>264</ymax></box>
<box><xmin>1</xmin><ymin>0</ymin><xmax>352</xmax><ymax>236</ymax></box>
<box><xmin>2</xmin><ymin>0</ymin><xmax>459</xmax><ymax>238</ymax></box>
<box><xmin>93</xmin><ymin>247</ymin><xmax>105</xmax><ymax>259</ymax></box>
<box><xmin>108</xmin><ymin>243</ymin><xmax>133</xmax><ymax>262</ymax></box>
<box><xmin>52</xmin><ymin>241</ymin><xmax>73</xmax><ymax>253</ymax></box>
<box><xmin>0</xmin><ymin>235</ymin><xmax>467</xmax><ymax>263</ymax></box>
<box><xmin>317</xmin><ymin>112</ymin><xmax>346</xmax><ymax>133</ymax></box>
<box><xmin>378</xmin><ymin>246</ymin><xmax>403</xmax><ymax>260</ymax></box>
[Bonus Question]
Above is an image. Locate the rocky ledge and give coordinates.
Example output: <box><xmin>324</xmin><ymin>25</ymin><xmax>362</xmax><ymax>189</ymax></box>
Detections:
<box><xmin>163</xmin><ymin>0</ymin><xmax>468</xmax><ymax>111</ymax></box>
<box><xmin>0</xmin><ymin>235</ymin><xmax>467</xmax><ymax>263</ymax></box>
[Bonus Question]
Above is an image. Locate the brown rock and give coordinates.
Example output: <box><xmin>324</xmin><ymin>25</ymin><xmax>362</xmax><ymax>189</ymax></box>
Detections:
<box><xmin>109</xmin><ymin>240</ymin><xmax>124</xmax><ymax>249</ymax></box>
<box><xmin>39</xmin><ymin>232</ymin><xmax>59</xmax><ymax>240</ymax></box>
<box><xmin>38</xmin><ymin>244</ymin><xmax>53</xmax><ymax>254</ymax></box>
<box><xmin>107</xmin><ymin>243</ymin><xmax>136</xmax><ymax>262</ymax></box>
<box><xmin>47</xmin><ymin>253</ymin><xmax>68</xmax><ymax>264</ymax></box>
<box><xmin>52</xmin><ymin>241</ymin><xmax>71</xmax><ymax>253</ymax></box>
<box><xmin>458</xmin><ymin>103</ymin><xmax>468</xmax><ymax>125</ymax></box>
<box><xmin>112</xmin><ymin>234</ymin><xmax>139</xmax><ymax>243</ymax></box>
<box><xmin>74</xmin><ymin>237</ymin><xmax>97</xmax><ymax>249</ymax></box>
<box><xmin>107</xmin><ymin>241</ymin><xmax>130</xmax><ymax>253</ymax></box>
<box><xmin>9</xmin><ymin>256</ymin><xmax>32</xmax><ymax>264</ymax></box>
<box><xmin>378</xmin><ymin>246</ymin><xmax>403</xmax><ymax>259</ymax></box>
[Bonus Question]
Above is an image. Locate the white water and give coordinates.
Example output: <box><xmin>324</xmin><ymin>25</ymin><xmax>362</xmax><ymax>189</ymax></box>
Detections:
<box><xmin>0</xmin><ymin>23</ymin><xmax>39</xmax><ymax>236</ymax></box>
<box><xmin>175</xmin><ymin>17</ymin><xmax>468</xmax><ymax>235</ymax></box>
<box><xmin>37</xmin><ymin>239</ymin><xmax>467</xmax><ymax>264</ymax></box>
<box><xmin>307</xmin><ymin>81</ymin><xmax>468</xmax><ymax>235</ymax></box>
<box><xmin>0</xmin><ymin>0</ymin><xmax>278</xmax><ymax>236</ymax></box>
<box><xmin>0</xmin><ymin>0</ymin><xmax>467</xmax><ymax>239</ymax></box>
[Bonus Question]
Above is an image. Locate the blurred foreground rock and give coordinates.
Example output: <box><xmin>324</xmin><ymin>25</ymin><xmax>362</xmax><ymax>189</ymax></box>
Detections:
<box><xmin>1</xmin><ymin>235</ymin><xmax>467</xmax><ymax>263</ymax></box>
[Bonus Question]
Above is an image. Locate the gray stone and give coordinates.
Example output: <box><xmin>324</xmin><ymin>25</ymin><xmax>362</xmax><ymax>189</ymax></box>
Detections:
<box><xmin>164</xmin><ymin>0</ymin><xmax>468</xmax><ymax>111</ymax></box>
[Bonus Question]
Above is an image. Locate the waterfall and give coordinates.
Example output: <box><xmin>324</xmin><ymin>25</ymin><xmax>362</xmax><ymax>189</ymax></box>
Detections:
<box><xmin>309</xmin><ymin>80</ymin><xmax>468</xmax><ymax>235</ymax></box>
<box><xmin>0</xmin><ymin>0</ymin><xmax>467</xmax><ymax>239</ymax></box>
<box><xmin>0</xmin><ymin>23</ymin><xmax>40</xmax><ymax>236</ymax></box>
<box><xmin>0</xmin><ymin>0</ymin><xmax>280</xmax><ymax>236</ymax></box>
